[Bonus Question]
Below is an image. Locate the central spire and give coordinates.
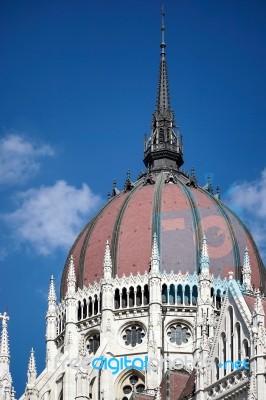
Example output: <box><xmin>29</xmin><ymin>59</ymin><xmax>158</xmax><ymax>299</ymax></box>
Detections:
<box><xmin>143</xmin><ymin>6</ymin><xmax>184</xmax><ymax>172</ymax></box>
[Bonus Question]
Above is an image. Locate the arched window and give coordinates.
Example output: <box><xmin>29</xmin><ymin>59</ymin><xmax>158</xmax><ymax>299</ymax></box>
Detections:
<box><xmin>169</xmin><ymin>284</ymin><xmax>175</xmax><ymax>304</ymax></box>
<box><xmin>143</xmin><ymin>285</ymin><xmax>149</xmax><ymax>305</ymax></box>
<box><xmin>83</xmin><ymin>299</ymin><xmax>87</xmax><ymax>319</ymax></box>
<box><xmin>177</xmin><ymin>284</ymin><xmax>182</xmax><ymax>304</ymax></box>
<box><xmin>235</xmin><ymin>322</ymin><xmax>241</xmax><ymax>359</ymax></box>
<box><xmin>192</xmin><ymin>285</ymin><xmax>198</xmax><ymax>305</ymax></box>
<box><xmin>184</xmin><ymin>285</ymin><xmax>190</xmax><ymax>305</ymax></box>
<box><xmin>86</xmin><ymin>333</ymin><xmax>100</xmax><ymax>355</ymax></box>
<box><xmin>77</xmin><ymin>301</ymin><xmax>81</xmax><ymax>321</ymax></box>
<box><xmin>221</xmin><ymin>332</ymin><xmax>226</xmax><ymax>376</ymax></box>
<box><xmin>214</xmin><ymin>357</ymin><xmax>219</xmax><ymax>381</ymax></box>
<box><xmin>216</xmin><ymin>290</ymin><xmax>221</xmax><ymax>309</ymax></box>
<box><xmin>89</xmin><ymin>377</ymin><xmax>96</xmax><ymax>399</ymax></box>
<box><xmin>136</xmin><ymin>286</ymin><xmax>142</xmax><ymax>306</ymax></box>
<box><xmin>122</xmin><ymin>288</ymin><xmax>127</xmax><ymax>308</ymax></box>
<box><xmin>94</xmin><ymin>295</ymin><xmax>99</xmax><ymax>315</ymax></box>
<box><xmin>228</xmin><ymin>307</ymin><xmax>234</xmax><ymax>368</ymax></box>
<box><xmin>162</xmin><ymin>284</ymin><xmax>167</xmax><ymax>303</ymax></box>
<box><xmin>88</xmin><ymin>297</ymin><xmax>92</xmax><ymax>317</ymax></box>
<box><xmin>114</xmin><ymin>289</ymin><xmax>120</xmax><ymax>309</ymax></box>
<box><xmin>119</xmin><ymin>373</ymin><xmax>145</xmax><ymax>400</ymax></box>
<box><xmin>243</xmin><ymin>339</ymin><xmax>250</xmax><ymax>360</ymax></box>
<box><xmin>129</xmin><ymin>287</ymin><xmax>134</xmax><ymax>307</ymax></box>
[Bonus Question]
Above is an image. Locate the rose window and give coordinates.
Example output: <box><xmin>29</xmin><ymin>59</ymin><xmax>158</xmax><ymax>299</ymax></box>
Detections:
<box><xmin>167</xmin><ymin>324</ymin><xmax>191</xmax><ymax>345</ymax></box>
<box><xmin>122</xmin><ymin>325</ymin><xmax>145</xmax><ymax>347</ymax></box>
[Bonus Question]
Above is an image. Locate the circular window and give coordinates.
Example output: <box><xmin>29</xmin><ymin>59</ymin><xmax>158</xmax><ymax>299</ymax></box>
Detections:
<box><xmin>136</xmin><ymin>384</ymin><xmax>145</xmax><ymax>393</ymax></box>
<box><xmin>167</xmin><ymin>323</ymin><xmax>191</xmax><ymax>346</ymax></box>
<box><xmin>86</xmin><ymin>333</ymin><xmax>100</xmax><ymax>355</ymax></box>
<box><xmin>123</xmin><ymin>386</ymin><xmax>132</xmax><ymax>394</ymax></box>
<box><xmin>122</xmin><ymin>326</ymin><xmax>145</xmax><ymax>347</ymax></box>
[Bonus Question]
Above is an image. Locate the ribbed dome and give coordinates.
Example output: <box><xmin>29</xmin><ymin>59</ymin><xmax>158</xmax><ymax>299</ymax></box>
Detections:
<box><xmin>60</xmin><ymin>171</ymin><xmax>266</xmax><ymax>298</ymax></box>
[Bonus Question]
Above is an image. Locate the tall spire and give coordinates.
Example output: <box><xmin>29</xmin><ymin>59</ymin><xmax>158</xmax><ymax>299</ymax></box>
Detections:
<box><xmin>157</xmin><ymin>4</ymin><xmax>169</xmax><ymax>111</ymax></box>
<box><xmin>144</xmin><ymin>5</ymin><xmax>183</xmax><ymax>173</ymax></box>
<box><xmin>0</xmin><ymin>312</ymin><xmax>10</xmax><ymax>366</ymax></box>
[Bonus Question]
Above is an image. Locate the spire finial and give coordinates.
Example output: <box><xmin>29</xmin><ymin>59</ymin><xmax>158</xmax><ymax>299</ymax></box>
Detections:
<box><xmin>27</xmin><ymin>348</ymin><xmax>37</xmax><ymax>384</ymax></box>
<box><xmin>143</xmin><ymin>5</ymin><xmax>184</xmax><ymax>173</ymax></box>
<box><xmin>161</xmin><ymin>3</ymin><xmax>166</xmax><ymax>59</ymax></box>
<box><xmin>0</xmin><ymin>312</ymin><xmax>10</xmax><ymax>369</ymax></box>
<box><xmin>48</xmin><ymin>275</ymin><xmax>57</xmax><ymax>304</ymax></box>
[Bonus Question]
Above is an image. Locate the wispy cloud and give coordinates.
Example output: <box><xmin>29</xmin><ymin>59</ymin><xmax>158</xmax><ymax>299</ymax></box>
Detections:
<box><xmin>0</xmin><ymin>133</ymin><xmax>54</xmax><ymax>185</ymax></box>
<box><xmin>226</xmin><ymin>168</ymin><xmax>266</xmax><ymax>263</ymax></box>
<box><xmin>3</xmin><ymin>180</ymin><xmax>102</xmax><ymax>255</ymax></box>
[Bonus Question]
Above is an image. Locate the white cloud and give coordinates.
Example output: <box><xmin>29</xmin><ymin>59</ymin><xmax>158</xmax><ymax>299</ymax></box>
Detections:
<box><xmin>4</xmin><ymin>181</ymin><xmax>101</xmax><ymax>255</ymax></box>
<box><xmin>226</xmin><ymin>169</ymin><xmax>266</xmax><ymax>262</ymax></box>
<box><xmin>0</xmin><ymin>133</ymin><xmax>54</xmax><ymax>185</ymax></box>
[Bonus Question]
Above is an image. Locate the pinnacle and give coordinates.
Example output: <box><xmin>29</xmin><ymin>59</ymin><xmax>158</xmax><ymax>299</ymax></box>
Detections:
<box><xmin>243</xmin><ymin>247</ymin><xmax>251</xmax><ymax>272</ymax></box>
<box><xmin>0</xmin><ymin>312</ymin><xmax>10</xmax><ymax>359</ymax></box>
<box><xmin>67</xmin><ymin>255</ymin><xmax>76</xmax><ymax>285</ymax></box>
<box><xmin>202</xmin><ymin>235</ymin><xmax>209</xmax><ymax>258</ymax></box>
<box><xmin>48</xmin><ymin>275</ymin><xmax>57</xmax><ymax>304</ymax></box>
<box><xmin>151</xmin><ymin>232</ymin><xmax>160</xmax><ymax>261</ymax></box>
<box><xmin>27</xmin><ymin>348</ymin><xmax>37</xmax><ymax>383</ymax></box>
<box><xmin>103</xmin><ymin>240</ymin><xmax>112</xmax><ymax>268</ymax></box>
<box><xmin>200</xmin><ymin>235</ymin><xmax>210</xmax><ymax>271</ymax></box>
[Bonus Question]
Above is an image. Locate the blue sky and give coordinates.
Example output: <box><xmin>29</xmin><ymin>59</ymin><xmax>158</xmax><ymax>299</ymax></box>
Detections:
<box><xmin>0</xmin><ymin>0</ymin><xmax>266</xmax><ymax>396</ymax></box>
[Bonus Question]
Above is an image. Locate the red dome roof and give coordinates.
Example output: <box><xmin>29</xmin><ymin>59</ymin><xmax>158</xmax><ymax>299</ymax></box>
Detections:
<box><xmin>60</xmin><ymin>171</ymin><xmax>266</xmax><ymax>298</ymax></box>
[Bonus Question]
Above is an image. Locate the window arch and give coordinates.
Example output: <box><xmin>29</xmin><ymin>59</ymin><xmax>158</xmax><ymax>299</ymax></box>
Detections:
<box><xmin>86</xmin><ymin>333</ymin><xmax>100</xmax><ymax>355</ymax></box>
<box><xmin>116</xmin><ymin>370</ymin><xmax>145</xmax><ymax>400</ymax></box>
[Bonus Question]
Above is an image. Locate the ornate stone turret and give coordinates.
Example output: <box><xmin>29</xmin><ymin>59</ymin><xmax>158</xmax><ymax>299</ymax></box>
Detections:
<box><xmin>147</xmin><ymin>233</ymin><xmax>162</xmax><ymax>393</ymax></box>
<box><xmin>250</xmin><ymin>289</ymin><xmax>266</xmax><ymax>400</ymax></box>
<box><xmin>195</xmin><ymin>237</ymin><xmax>214</xmax><ymax>399</ymax></box>
<box><xmin>100</xmin><ymin>241</ymin><xmax>115</xmax><ymax>400</ymax></box>
<box><xmin>27</xmin><ymin>348</ymin><xmax>37</xmax><ymax>384</ymax></box>
<box><xmin>25</xmin><ymin>348</ymin><xmax>38</xmax><ymax>400</ymax></box>
<box><xmin>143</xmin><ymin>6</ymin><xmax>183</xmax><ymax>172</ymax></box>
<box><xmin>103</xmin><ymin>240</ymin><xmax>112</xmax><ymax>280</ymax></box>
<box><xmin>242</xmin><ymin>247</ymin><xmax>252</xmax><ymax>291</ymax></box>
<box><xmin>46</xmin><ymin>275</ymin><xmax>57</xmax><ymax>371</ymax></box>
<box><xmin>64</xmin><ymin>256</ymin><xmax>79</xmax><ymax>400</ymax></box>
<box><xmin>150</xmin><ymin>232</ymin><xmax>160</xmax><ymax>274</ymax></box>
<box><xmin>0</xmin><ymin>313</ymin><xmax>14</xmax><ymax>400</ymax></box>
<box><xmin>26</xmin><ymin>349</ymin><xmax>38</xmax><ymax>400</ymax></box>
<box><xmin>0</xmin><ymin>312</ymin><xmax>10</xmax><ymax>371</ymax></box>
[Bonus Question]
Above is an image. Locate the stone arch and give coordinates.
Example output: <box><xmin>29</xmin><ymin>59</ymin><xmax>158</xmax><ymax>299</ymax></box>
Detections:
<box><xmin>114</xmin><ymin>369</ymin><xmax>146</xmax><ymax>399</ymax></box>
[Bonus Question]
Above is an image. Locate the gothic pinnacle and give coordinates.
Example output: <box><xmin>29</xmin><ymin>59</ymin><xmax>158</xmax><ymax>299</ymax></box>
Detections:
<box><xmin>48</xmin><ymin>275</ymin><xmax>57</xmax><ymax>305</ymax></box>
<box><xmin>200</xmin><ymin>235</ymin><xmax>210</xmax><ymax>271</ymax></box>
<box><xmin>0</xmin><ymin>312</ymin><xmax>10</xmax><ymax>361</ymax></box>
<box><xmin>27</xmin><ymin>348</ymin><xmax>37</xmax><ymax>384</ymax></box>
<box><xmin>67</xmin><ymin>255</ymin><xmax>76</xmax><ymax>296</ymax></box>
<box><xmin>151</xmin><ymin>232</ymin><xmax>160</xmax><ymax>272</ymax></box>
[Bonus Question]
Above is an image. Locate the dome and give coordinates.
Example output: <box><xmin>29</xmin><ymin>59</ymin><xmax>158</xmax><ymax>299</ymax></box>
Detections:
<box><xmin>60</xmin><ymin>15</ymin><xmax>266</xmax><ymax>299</ymax></box>
<box><xmin>60</xmin><ymin>170</ymin><xmax>266</xmax><ymax>298</ymax></box>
